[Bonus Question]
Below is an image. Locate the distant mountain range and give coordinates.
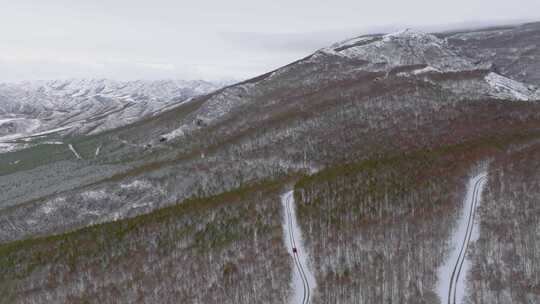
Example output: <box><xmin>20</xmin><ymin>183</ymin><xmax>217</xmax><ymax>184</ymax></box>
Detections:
<box><xmin>0</xmin><ymin>79</ymin><xmax>225</xmax><ymax>152</ymax></box>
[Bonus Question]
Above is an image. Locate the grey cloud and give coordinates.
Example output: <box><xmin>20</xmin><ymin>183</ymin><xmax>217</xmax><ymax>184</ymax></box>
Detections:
<box><xmin>1</xmin><ymin>0</ymin><xmax>539</xmax><ymax>82</ymax></box>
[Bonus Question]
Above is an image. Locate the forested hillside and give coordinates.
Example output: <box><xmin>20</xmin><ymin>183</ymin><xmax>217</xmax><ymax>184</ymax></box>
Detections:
<box><xmin>0</xmin><ymin>180</ymin><xmax>291</xmax><ymax>304</ymax></box>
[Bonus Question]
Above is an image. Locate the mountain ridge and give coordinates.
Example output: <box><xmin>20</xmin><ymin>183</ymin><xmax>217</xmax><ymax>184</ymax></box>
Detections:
<box><xmin>157</xmin><ymin>29</ymin><xmax>539</xmax><ymax>143</ymax></box>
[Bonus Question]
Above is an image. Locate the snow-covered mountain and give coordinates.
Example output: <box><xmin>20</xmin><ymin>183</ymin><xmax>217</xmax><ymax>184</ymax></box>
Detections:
<box><xmin>160</xmin><ymin>29</ymin><xmax>539</xmax><ymax>143</ymax></box>
<box><xmin>320</xmin><ymin>29</ymin><xmax>485</xmax><ymax>72</ymax></box>
<box><xmin>2</xmin><ymin>23</ymin><xmax>540</xmax><ymax>304</ymax></box>
<box><xmin>319</xmin><ymin>29</ymin><xmax>539</xmax><ymax>99</ymax></box>
<box><xmin>0</xmin><ymin>79</ymin><xmax>224</xmax><ymax>152</ymax></box>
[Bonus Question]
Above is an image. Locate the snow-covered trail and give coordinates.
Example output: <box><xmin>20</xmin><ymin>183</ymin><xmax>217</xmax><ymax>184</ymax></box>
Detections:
<box><xmin>68</xmin><ymin>144</ymin><xmax>83</xmax><ymax>160</ymax></box>
<box><xmin>437</xmin><ymin>172</ymin><xmax>488</xmax><ymax>304</ymax></box>
<box><xmin>95</xmin><ymin>145</ymin><xmax>102</xmax><ymax>157</ymax></box>
<box><xmin>281</xmin><ymin>191</ymin><xmax>317</xmax><ymax>304</ymax></box>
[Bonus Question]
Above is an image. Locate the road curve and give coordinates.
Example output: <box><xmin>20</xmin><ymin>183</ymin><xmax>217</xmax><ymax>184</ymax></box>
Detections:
<box><xmin>282</xmin><ymin>191</ymin><xmax>314</xmax><ymax>304</ymax></box>
<box><xmin>447</xmin><ymin>174</ymin><xmax>487</xmax><ymax>304</ymax></box>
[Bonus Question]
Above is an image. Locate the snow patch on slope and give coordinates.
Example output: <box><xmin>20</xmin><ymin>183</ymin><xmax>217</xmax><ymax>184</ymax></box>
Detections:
<box><xmin>397</xmin><ymin>65</ymin><xmax>442</xmax><ymax>77</ymax></box>
<box><xmin>161</xmin><ymin>126</ymin><xmax>186</xmax><ymax>141</ymax></box>
<box><xmin>485</xmin><ymin>72</ymin><xmax>539</xmax><ymax>101</ymax></box>
<box><xmin>120</xmin><ymin>180</ymin><xmax>152</xmax><ymax>190</ymax></box>
<box><xmin>412</xmin><ymin>66</ymin><xmax>441</xmax><ymax>75</ymax></box>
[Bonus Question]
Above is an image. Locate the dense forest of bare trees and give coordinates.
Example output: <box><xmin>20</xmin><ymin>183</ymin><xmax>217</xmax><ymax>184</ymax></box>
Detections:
<box><xmin>292</xmin><ymin>144</ymin><xmax>484</xmax><ymax>303</ymax></box>
<box><xmin>0</xmin><ymin>181</ymin><xmax>292</xmax><ymax>304</ymax></box>
<box><xmin>3</xmin><ymin>137</ymin><xmax>540</xmax><ymax>303</ymax></box>
<box><xmin>468</xmin><ymin>143</ymin><xmax>540</xmax><ymax>304</ymax></box>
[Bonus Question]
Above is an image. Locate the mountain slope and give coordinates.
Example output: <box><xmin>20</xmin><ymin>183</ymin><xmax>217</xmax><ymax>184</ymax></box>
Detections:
<box><xmin>444</xmin><ymin>21</ymin><xmax>540</xmax><ymax>86</ymax></box>
<box><xmin>2</xmin><ymin>28</ymin><xmax>540</xmax><ymax>242</ymax></box>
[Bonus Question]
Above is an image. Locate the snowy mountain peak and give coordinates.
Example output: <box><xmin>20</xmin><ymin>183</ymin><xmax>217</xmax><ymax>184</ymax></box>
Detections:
<box><xmin>381</xmin><ymin>29</ymin><xmax>449</xmax><ymax>48</ymax></box>
<box><xmin>320</xmin><ymin>29</ymin><xmax>481</xmax><ymax>73</ymax></box>
<box><xmin>383</xmin><ymin>28</ymin><xmax>437</xmax><ymax>41</ymax></box>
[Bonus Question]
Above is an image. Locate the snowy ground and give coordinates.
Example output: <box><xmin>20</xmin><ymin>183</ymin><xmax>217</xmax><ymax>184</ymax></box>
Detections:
<box><xmin>436</xmin><ymin>171</ymin><xmax>488</xmax><ymax>304</ymax></box>
<box><xmin>281</xmin><ymin>191</ymin><xmax>316</xmax><ymax>304</ymax></box>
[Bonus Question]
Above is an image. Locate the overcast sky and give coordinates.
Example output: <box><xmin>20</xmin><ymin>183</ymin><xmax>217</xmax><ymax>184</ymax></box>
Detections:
<box><xmin>1</xmin><ymin>0</ymin><xmax>539</xmax><ymax>82</ymax></box>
